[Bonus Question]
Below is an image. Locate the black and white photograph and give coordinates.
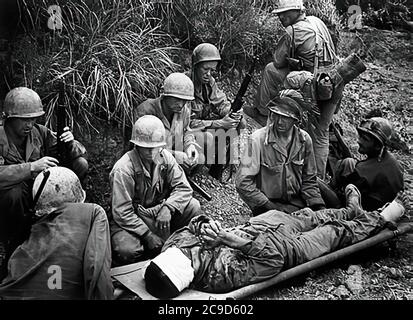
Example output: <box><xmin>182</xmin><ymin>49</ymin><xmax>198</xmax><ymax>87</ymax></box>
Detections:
<box><xmin>0</xmin><ymin>0</ymin><xmax>412</xmax><ymax>311</ymax></box>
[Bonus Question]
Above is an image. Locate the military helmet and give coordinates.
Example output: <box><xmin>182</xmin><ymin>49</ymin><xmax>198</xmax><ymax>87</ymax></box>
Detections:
<box><xmin>3</xmin><ymin>87</ymin><xmax>45</xmax><ymax>118</ymax></box>
<box><xmin>267</xmin><ymin>96</ymin><xmax>302</xmax><ymax>121</ymax></box>
<box><xmin>130</xmin><ymin>115</ymin><xmax>166</xmax><ymax>148</ymax></box>
<box><xmin>32</xmin><ymin>167</ymin><xmax>85</xmax><ymax>218</ymax></box>
<box><xmin>192</xmin><ymin>43</ymin><xmax>221</xmax><ymax>66</ymax></box>
<box><xmin>357</xmin><ymin>117</ymin><xmax>393</xmax><ymax>146</ymax></box>
<box><xmin>163</xmin><ymin>73</ymin><xmax>194</xmax><ymax>101</ymax></box>
<box><xmin>272</xmin><ymin>0</ymin><xmax>304</xmax><ymax>14</ymax></box>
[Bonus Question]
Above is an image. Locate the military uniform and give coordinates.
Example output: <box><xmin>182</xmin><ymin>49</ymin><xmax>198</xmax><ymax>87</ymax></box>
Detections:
<box><xmin>236</xmin><ymin>124</ymin><xmax>324</xmax><ymax>214</ymax></box>
<box><xmin>161</xmin><ymin>207</ymin><xmax>386</xmax><ymax>293</ymax></box>
<box><xmin>0</xmin><ymin>203</ymin><xmax>113</xmax><ymax>300</ymax></box>
<box><xmin>320</xmin><ymin>151</ymin><xmax>404</xmax><ymax>211</ymax></box>
<box><xmin>109</xmin><ymin>148</ymin><xmax>200</xmax><ymax>265</ymax></box>
<box><xmin>0</xmin><ymin>122</ymin><xmax>87</xmax><ymax>255</ymax></box>
<box><xmin>244</xmin><ymin>13</ymin><xmax>342</xmax><ymax>179</ymax></box>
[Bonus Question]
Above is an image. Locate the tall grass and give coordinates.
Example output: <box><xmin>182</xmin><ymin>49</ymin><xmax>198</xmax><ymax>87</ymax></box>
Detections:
<box><xmin>13</xmin><ymin>0</ymin><xmax>178</xmax><ymax>132</ymax></box>
<box><xmin>12</xmin><ymin>0</ymin><xmax>342</xmax><ymax>132</ymax></box>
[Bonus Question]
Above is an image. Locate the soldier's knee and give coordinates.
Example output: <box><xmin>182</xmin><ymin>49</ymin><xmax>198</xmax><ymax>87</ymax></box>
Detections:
<box><xmin>0</xmin><ymin>185</ymin><xmax>24</xmax><ymax>207</ymax></box>
<box><xmin>111</xmin><ymin>230</ymin><xmax>145</xmax><ymax>265</ymax></box>
<box><xmin>71</xmin><ymin>156</ymin><xmax>89</xmax><ymax>182</ymax></box>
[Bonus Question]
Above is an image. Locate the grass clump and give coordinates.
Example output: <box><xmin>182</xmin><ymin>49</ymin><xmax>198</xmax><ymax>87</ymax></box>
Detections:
<box><xmin>12</xmin><ymin>0</ymin><xmax>179</xmax><ymax>132</ymax></box>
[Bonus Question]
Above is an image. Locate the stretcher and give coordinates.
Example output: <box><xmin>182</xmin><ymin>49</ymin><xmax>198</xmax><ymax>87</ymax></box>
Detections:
<box><xmin>110</xmin><ymin>222</ymin><xmax>413</xmax><ymax>300</ymax></box>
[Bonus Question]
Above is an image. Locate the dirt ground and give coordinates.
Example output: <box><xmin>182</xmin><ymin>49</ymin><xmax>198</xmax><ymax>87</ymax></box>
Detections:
<box><xmin>81</xmin><ymin>27</ymin><xmax>413</xmax><ymax>300</ymax></box>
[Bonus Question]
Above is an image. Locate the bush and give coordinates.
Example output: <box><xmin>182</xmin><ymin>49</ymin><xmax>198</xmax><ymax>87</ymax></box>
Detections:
<box><xmin>12</xmin><ymin>0</ymin><xmax>178</xmax><ymax>131</ymax></box>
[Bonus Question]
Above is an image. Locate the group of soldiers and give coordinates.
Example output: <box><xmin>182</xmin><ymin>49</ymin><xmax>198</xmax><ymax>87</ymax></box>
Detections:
<box><xmin>0</xmin><ymin>0</ymin><xmax>408</xmax><ymax>299</ymax></box>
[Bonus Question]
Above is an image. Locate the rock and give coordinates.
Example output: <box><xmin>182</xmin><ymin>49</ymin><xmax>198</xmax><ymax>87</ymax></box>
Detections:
<box><xmin>389</xmin><ymin>267</ymin><xmax>404</xmax><ymax>279</ymax></box>
<box><xmin>334</xmin><ymin>285</ymin><xmax>350</xmax><ymax>299</ymax></box>
<box><xmin>345</xmin><ymin>265</ymin><xmax>364</xmax><ymax>294</ymax></box>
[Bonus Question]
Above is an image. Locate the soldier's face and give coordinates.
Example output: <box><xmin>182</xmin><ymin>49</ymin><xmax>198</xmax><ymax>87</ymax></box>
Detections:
<box><xmin>137</xmin><ymin>146</ymin><xmax>162</xmax><ymax>163</ymax></box>
<box><xmin>357</xmin><ymin>133</ymin><xmax>380</xmax><ymax>155</ymax></box>
<box><xmin>163</xmin><ymin>96</ymin><xmax>186</xmax><ymax>114</ymax></box>
<box><xmin>271</xmin><ymin>113</ymin><xmax>296</xmax><ymax>133</ymax></box>
<box><xmin>7</xmin><ymin>117</ymin><xmax>38</xmax><ymax>138</ymax></box>
<box><xmin>277</xmin><ymin>10</ymin><xmax>301</xmax><ymax>27</ymax></box>
<box><xmin>195</xmin><ymin>61</ymin><xmax>218</xmax><ymax>84</ymax></box>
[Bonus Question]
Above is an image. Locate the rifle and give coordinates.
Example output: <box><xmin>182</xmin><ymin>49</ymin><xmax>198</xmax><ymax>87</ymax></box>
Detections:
<box><xmin>327</xmin><ymin>120</ymin><xmax>352</xmax><ymax>177</ymax></box>
<box><xmin>188</xmin><ymin>177</ymin><xmax>212</xmax><ymax>201</ymax></box>
<box><xmin>57</xmin><ymin>81</ymin><xmax>68</xmax><ymax>166</ymax></box>
<box><xmin>229</xmin><ymin>59</ymin><xmax>257</xmax><ymax>115</ymax></box>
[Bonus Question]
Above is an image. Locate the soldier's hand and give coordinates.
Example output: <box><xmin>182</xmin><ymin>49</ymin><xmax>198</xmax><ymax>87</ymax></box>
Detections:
<box><xmin>30</xmin><ymin>156</ymin><xmax>59</xmax><ymax>173</ymax></box>
<box><xmin>218</xmin><ymin>113</ymin><xmax>239</xmax><ymax>130</ymax></box>
<box><xmin>156</xmin><ymin>206</ymin><xmax>172</xmax><ymax>234</ymax></box>
<box><xmin>59</xmin><ymin>126</ymin><xmax>74</xmax><ymax>143</ymax></box>
<box><xmin>200</xmin><ymin>219</ymin><xmax>223</xmax><ymax>247</ymax></box>
<box><xmin>142</xmin><ymin>231</ymin><xmax>164</xmax><ymax>256</ymax></box>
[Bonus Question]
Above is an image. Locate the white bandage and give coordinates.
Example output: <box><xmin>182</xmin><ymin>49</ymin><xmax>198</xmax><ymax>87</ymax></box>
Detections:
<box><xmin>152</xmin><ymin>247</ymin><xmax>194</xmax><ymax>292</ymax></box>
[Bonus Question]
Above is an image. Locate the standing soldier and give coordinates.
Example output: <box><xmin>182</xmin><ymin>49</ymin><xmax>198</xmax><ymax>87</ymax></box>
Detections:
<box><xmin>187</xmin><ymin>43</ymin><xmax>246</xmax><ymax>179</ymax></box>
<box><xmin>236</xmin><ymin>92</ymin><xmax>325</xmax><ymax>215</ymax></box>
<box><xmin>0</xmin><ymin>87</ymin><xmax>88</xmax><ymax>264</ymax></box>
<box><xmin>133</xmin><ymin>73</ymin><xmax>211</xmax><ymax>173</ymax></box>
<box><xmin>109</xmin><ymin>115</ymin><xmax>201</xmax><ymax>266</ymax></box>
<box><xmin>243</xmin><ymin>0</ymin><xmax>343</xmax><ymax>179</ymax></box>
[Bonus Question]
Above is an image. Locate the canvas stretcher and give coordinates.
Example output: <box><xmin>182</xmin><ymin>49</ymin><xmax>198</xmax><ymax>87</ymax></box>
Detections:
<box><xmin>110</xmin><ymin>222</ymin><xmax>413</xmax><ymax>300</ymax></box>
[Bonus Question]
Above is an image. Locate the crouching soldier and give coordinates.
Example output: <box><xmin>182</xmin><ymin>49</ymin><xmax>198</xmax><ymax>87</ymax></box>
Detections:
<box><xmin>134</xmin><ymin>73</ymin><xmax>212</xmax><ymax>174</ymax></box>
<box><xmin>236</xmin><ymin>93</ymin><xmax>325</xmax><ymax>215</ymax></box>
<box><xmin>319</xmin><ymin>117</ymin><xmax>404</xmax><ymax>211</ymax></box>
<box><xmin>187</xmin><ymin>43</ymin><xmax>246</xmax><ymax>179</ymax></box>
<box><xmin>0</xmin><ymin>167</ymin><xmax>113</xmax><ymax>299</ymax></box>
<box><xmin>0</xmin><ymin>87</ymin><xmax>88</xmax><ymax>263</ymax></box>
<box><xmin>109</xmin><ymin>115</ymin><xmax>201</xmax><ymax>266</ymax></box>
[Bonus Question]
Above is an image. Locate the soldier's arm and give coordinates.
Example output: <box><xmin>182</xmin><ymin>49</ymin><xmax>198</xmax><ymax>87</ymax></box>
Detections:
<box><xmin>209</xmin><ymin>77</ymin><xmax>231</xmax><ymax>117</ymax></box>
<box><xmin>0</xmin><ymin>162</ymin><xmax>32</xmax><ymax>189</ymax></box>
<box><xmin>41</xmin><ymin>124</ymin><xmax>86</xmax><ymax>161</ymax></box>
<box><xmin>110</xmin><ymin>168</ymin><xmax>150</xmax><ymax>237</ymax></box>
<box><xmin>273</xmin><ymin>33</ymin><xmax>292</xmax><ymax>69</ymax></box>
<box><xmin>163</xmin><ymin>151</ymin><xmax>193</xmax><ymax>214</ymax></box>
<box><xmin>300</xmin><ymin>133</ymin><xmax>326</xmax><ymax>208</ymax></box>
<box><xmin>235</xmin><ymin>135</ymin><xmax>270</xmax><ymax>209</ymax></box>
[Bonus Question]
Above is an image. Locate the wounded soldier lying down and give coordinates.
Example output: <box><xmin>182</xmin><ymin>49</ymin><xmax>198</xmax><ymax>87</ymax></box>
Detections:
<box><xmin>144</xmin><ymin>185</ymin><xmax>410</xmax><ymax>299</ymax></box>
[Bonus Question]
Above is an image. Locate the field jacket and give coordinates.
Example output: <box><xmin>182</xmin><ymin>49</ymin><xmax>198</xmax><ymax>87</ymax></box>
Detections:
<box><xmin>186</xmin><ymin>70</ymin><xmax>231</xmax><ymax>130</ymax></box>
<box><xmin>0</xmin><ymin>122</ymin><xmax>86</xmax><ymax>190</ymax></box>
<box><xmin>236</xmin><ymin>125</ymin><xmax>324</xmax><ymax>210</ymax></box>
<box><xmin>109</xmin><ymin>148</ymin><xmax>193</xmax><ymax>237</ymax></box>
<box><xmin>274</xmin><ymin>14</ymin><xmax>336</xmax><ymax>73</ymax></box>
<box><xmin>133</xmin><ymin>97</ymin><xmax>197</xmax><ymax>153</ymax></box>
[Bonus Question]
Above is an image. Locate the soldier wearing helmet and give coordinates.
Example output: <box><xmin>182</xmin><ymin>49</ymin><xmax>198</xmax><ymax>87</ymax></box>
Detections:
<box><xmin>0</xmin><ymin>167</ymin><xmax>113</xmax><ymax>299</ymax></box>
<box><xmin>133</xmin><ymin>73</ymin><xmax>212</xmax><ymax>173</ymax></box>
<box><xmin>236</xmin><ymin>90</ymin><xmax>325</xmax><ymax>215</ymax></box>
<box><xmin>319</xmin><ymin>117</ymin><xmax>404</xmax><ymax>211</ymax></box>
<box><xmin>109</xmin><ymin>115</ymin><xmax>201</xmax><ymax>265</ymax></box>
<box><xmin>0</xmin><ymin>87</ymin><xmax>88</xmax><ymax>264</ymax></box>
<box><xmin>244</xmin><ymin>0</ymin><xmax>343</xmax><ymax>180</ymax></box>
<box><xmin>187</xmin><ymin>43</ymin><xmax>247</xmax><ymax>179</ymax></box>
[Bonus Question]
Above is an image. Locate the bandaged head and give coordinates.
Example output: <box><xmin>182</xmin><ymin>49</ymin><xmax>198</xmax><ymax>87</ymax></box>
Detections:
<box><xmin>144</xmin><ymin>247</ymin><xmax>194</xmax><ymax>299</ymax></box>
